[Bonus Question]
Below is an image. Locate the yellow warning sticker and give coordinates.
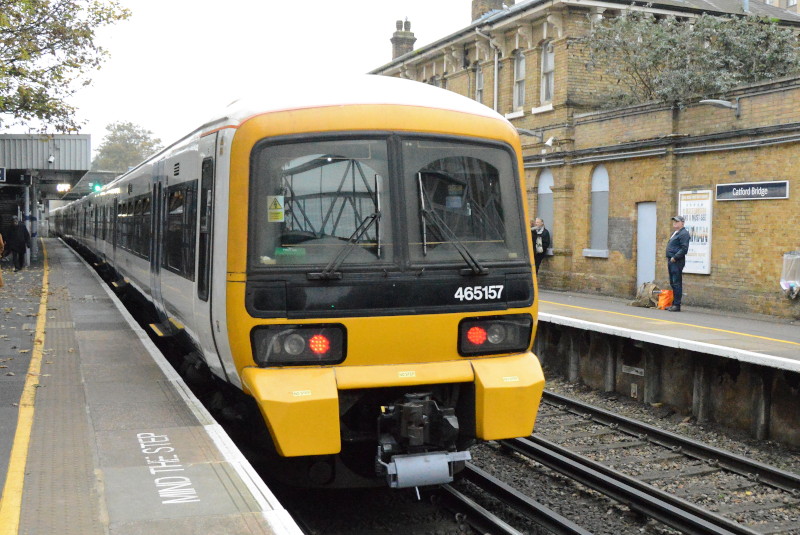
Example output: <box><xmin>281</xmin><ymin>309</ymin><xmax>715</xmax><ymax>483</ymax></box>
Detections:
<box><xmin>267</xmin><ymin>195</ymin><xmax>284</xmax><ymax>222</ymax></box>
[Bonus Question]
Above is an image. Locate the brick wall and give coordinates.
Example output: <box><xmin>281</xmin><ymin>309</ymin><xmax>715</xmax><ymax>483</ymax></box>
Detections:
<box><xmin>534</xmin><ymin>82</ymin><xmax>800</xmax><ymax>318</ymax></box>
<box><xmin>375</xmin><ymin>8</ymin><xmax>800</xmax><ymax>318</ymax></box>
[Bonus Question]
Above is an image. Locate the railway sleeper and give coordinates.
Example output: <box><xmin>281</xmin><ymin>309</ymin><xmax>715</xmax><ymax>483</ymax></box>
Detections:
<box><xmin>597</xmin><ymin>451</ymin><xmax>684</xmax><ymax>466</ymax></box>
<box><xmin>545</xmin><ymin>429</ymin><xmax>619</xmax><ymax>441</ymax></box>
<box><xmin>714</xmin><ymin>498</ymin><xmax>800</xmax><ymax>515</ymax></box>
<box><xmin>744</xmin><ymin>519</ymin><xmax>800</xmax><ymax>535</ymax></box>
<box><xmin>569</xmin><ymin>440</ymin><xmax>648</xmax><ymax>453</ymax></box>
<box><xmin>671</xmin><ymin>481</ymin><xmax>761</xmax><ymax>498</ymax></box>
<box><xmin>637</xmin><ymin>463</ymin><xmax>722</xmax><ymax>482</ymax></box>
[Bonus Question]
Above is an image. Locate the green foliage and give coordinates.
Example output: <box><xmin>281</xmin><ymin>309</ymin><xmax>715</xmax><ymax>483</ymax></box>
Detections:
<box><xmin>0</xmin><ymin>0</ymin><xmax>130</xmax><ymax>131</ymax></box>
<box><xmin>581</xmin><ymin>11</ymin><xmax>800</xmax><ymax>106</ymax></box>
<box><xmin>91</xmin><ymin>121</ymin><xmax>162</xmax><ymax>172</ymax></box>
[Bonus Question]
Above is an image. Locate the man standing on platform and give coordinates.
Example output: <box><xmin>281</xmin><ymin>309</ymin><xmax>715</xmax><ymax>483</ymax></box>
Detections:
<box><xmin>531</xmin><ymin>218</ymin><xmax>551</xmax><ymax>274</ymax></box>
<box><xmin>6</xmin><ymin>216</ymin><xmax>31</xmax><ymax>272</ymax></box>
<box><xmin>665</xmin><ymin>215</ymin><xmax>690</xmax><ymax>312</ymax></box>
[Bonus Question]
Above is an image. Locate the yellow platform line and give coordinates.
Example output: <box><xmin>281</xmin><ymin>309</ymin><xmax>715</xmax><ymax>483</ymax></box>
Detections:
<box><xmin>541</xmin><ymin>300</ymin><xmax>800</xmax><ymax>347</ymax></box>
<box><xmin>0</xmin><ymin>242</ymin><xmax>49</xmax><ymax>534</ymax></box>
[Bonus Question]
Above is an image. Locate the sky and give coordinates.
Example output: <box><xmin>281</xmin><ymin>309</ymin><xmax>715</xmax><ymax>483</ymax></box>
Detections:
<box><xmin>67</xmin><ymin>0</ymin><xmax>472</xmax><ymax>156</ymax></box>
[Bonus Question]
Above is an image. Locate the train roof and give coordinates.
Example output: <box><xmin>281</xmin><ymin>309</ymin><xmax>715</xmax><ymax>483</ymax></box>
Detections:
<box><xmin>212</xmin><ymin>75</ymin><xmax>507</xmax><ymax>129</ymax></box>
<box><xmin>73</xmin><ymin>76</ymin><xmax>513</xmax><ymax>201</ymax></box>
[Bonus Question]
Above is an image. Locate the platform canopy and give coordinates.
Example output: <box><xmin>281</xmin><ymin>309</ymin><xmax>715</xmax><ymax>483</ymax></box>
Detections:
<box><xmin>0</xmin><ymin>134</ymin><xmax>91</xmax><ymax>200</ymax></box>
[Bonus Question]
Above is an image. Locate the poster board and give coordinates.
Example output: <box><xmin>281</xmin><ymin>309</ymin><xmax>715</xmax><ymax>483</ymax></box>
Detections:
<box><xmin>678</xmin><ymin>190</ymin><xmax>712</xmax><ymax>275</ymax></box>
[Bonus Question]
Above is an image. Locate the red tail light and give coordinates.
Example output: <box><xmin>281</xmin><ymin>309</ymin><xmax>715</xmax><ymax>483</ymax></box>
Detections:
<box><xmin>466</xmin><ymin>326</ymin><xmax>487</xmax><ymax>345</ymax></box>
<box><xmin>309</xmin><ymin>334</ymin><xmax>331</xmax><ymax>354</ymax></box>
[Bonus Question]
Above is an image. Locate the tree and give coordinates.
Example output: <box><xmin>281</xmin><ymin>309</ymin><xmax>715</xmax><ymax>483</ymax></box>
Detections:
<box><xmin>91</xmin><ymin>121</ymin><xmax>162</xmax><ymax>172</ymax></box>
<box><xmin>580</xmin><ymin>11</ymin><xmax>800</xmax><ymax>107</ymax></box>
<box><xmin>0</xmin><ymin>0</ymin><xmax>130</xmax><ymax>132</ymax></box>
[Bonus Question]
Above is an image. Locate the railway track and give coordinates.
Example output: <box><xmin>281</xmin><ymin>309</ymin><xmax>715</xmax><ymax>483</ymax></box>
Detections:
<box><xmin>445</xmin><ymin>390</ymin><xmax>800</xmax><ymax>534</ymax></box>
<box><xmin>439</xmin><ymin>464</ymin><xmax>592</xmax><ymax>535</ymax></box>
<box><xmin>516</xmin><ymin>391</ymin><xmax>800</xmax><ymax>534</ymax></box>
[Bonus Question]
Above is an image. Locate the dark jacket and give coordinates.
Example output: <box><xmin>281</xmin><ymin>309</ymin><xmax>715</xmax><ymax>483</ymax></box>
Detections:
<box><xmin>532</xmin><ymin>227</ymin><xmax>551</xmax><ymax>256</ymax></box>
<box><xmin>6</xmin><ymin>222</ymin><xmax>31</xmax><ymax>251</ymax></box>
<box><xmin>666</xmin><ymin>227</ymin><xmax>690</xmax><ymax>261</ymax></box>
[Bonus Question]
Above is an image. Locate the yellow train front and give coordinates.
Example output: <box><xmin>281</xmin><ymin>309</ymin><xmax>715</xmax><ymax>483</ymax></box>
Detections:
<box><xmin>221</xmin><ymin>76</ymin><xmax>545</xmax><ymax>488</ymax></box>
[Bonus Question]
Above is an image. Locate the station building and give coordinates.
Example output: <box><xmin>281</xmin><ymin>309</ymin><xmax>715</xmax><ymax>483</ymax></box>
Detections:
<box><xmin>372</xmin><ymin>0</ymin><xmax>800</xmax><ymax>319</ymax></box>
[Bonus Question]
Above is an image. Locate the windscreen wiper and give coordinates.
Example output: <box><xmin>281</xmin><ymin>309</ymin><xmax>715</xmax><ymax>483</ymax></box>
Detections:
<box><xmin>307</xmin><ymin>212</ymin><xmax>381</xmax><ymax>280</ymax></box>
<box><xmin>418</xmin><ymin>173</ymin><xmax>488</xmax><ymax>276</ymax></box>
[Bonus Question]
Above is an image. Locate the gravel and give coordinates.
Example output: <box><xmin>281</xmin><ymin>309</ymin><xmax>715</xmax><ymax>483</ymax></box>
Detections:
<box><xmin>543</xmin><ymin>374</ymin><xmax>800</xmax><ymax>477</ymax></box>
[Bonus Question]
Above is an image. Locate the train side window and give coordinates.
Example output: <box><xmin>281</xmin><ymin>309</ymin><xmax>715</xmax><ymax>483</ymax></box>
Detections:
<box><xmin>197</xmin><ymin>157</ymin><xmax>214</xmax><ymax>301</ymax></box>
<box><xmin>141</xmin><ymin>197</ymin><xmax>151</xmax><ymax>260</ymax></box>
<box><xmin>118</xmin><ymin>202</ymin><xmax>128</xmax><ymax>250</ymax></box>
<box><xmin>133</xmin><ymin>198</ymin><xmax>145</xmax><ymax>256</ymax></box>
<box><xmin>162</xmin><ymin>182</ymin><xmax>198</xmax><ymax>280</ymax></box>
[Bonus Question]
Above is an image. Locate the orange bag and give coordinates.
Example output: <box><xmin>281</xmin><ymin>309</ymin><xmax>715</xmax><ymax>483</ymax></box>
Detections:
<box><xmin>657</xmin><ymin>290</ymin><xmax>673</xmax><ymax>310</ymax></box>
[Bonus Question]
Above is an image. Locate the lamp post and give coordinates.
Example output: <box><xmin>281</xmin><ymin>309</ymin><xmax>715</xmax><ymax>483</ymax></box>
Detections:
<box><xmin>517</xmin><ymin>128</ymin><xmax>557</xmax><ymax>146</ymax></box>
<box><xmin>698</xmin><ymin>98</ymin><xmax>740</xmax><ymax>118</ymax></box>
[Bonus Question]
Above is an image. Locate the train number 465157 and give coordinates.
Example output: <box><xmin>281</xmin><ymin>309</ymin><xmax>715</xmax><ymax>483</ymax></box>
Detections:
<box><xmin>454</xmin><ymin>285</ymin><xmax>504</xmax><ymax>301</ymax></box>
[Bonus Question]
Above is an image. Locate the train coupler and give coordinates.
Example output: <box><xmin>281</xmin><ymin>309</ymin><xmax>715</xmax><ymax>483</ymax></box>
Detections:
<box><xmin>376</xmin><ymin>450</ymin><xmax>471</xmax><ymax>488</ymax></box>
<box><xmin>375</xmin><ymin>392</ymin><xmax>470</xmax><ymax>488</ymax></box>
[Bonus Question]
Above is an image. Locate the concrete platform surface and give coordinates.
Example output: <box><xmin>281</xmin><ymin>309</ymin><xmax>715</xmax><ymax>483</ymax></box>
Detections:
<box><xmin>539</xmin><ymin>290</ymin><xmax>800</xmax><ymax>371</ymax></box>
<box><xmin>0</xmin><ymin>239</ymin><xmax>301</xmax><ymax>535</ymax></box>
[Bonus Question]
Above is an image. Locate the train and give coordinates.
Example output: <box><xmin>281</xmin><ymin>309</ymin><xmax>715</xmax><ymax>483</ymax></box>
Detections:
<box><xmin>52</xmin><ymin>75</ymin><xmax>545</xmax><ymax>488</ymax></box>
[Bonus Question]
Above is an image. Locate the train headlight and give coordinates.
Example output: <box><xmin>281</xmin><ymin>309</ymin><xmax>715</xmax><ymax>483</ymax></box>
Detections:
<box><xmin>284</xmin><ymin>334</ymin><xmax>306</xmax><ymax>355</ymax></box>
<box><xmin>458</xmin><ymin>314</ymin><xmax>532</xmax><ymax>357</ymax></box>
<box><xmin>252</xmin><ymin>324</ymin><xmax>346</xmax><ymax>367</ymax></box>
<box><xmin>486</xmin><ymin>324</ymin><xmax>507</xmax><ymax>344</ymax></box>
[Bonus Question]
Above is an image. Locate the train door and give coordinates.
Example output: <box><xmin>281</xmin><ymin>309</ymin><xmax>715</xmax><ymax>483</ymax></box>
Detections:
<box><xmin>637</xmin><ymin>202</ymin><xmax>657</xmax><ymax>287</ymax></box>
<box><xmin>193</xmin><ymin>134</ymin><xmax>227</xmax><ymax>380</ymax></box>
<box><xmin>150</xmin><ymin>161</ymin><xmax>166</xmax><ymax>318</ymax></box>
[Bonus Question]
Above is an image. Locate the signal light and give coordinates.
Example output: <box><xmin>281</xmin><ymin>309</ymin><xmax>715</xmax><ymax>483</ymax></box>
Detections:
<box><xmin>92</xmin><ymin>183</ymin><xmax>102</xmax><ymax>193</ymax></box>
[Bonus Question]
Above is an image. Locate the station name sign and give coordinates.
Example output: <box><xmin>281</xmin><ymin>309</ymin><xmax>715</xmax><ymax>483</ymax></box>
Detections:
<box><xmin>716</xmin><ymin>181</ymin><xmax>788</xmax><ymax>201</ymax></box>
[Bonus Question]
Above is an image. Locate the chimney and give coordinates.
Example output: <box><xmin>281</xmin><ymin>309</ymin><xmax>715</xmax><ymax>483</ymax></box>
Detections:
<box><xmin>391</xmin><ymin>19</ymin><xmax>416</xmax><ymax>60</ymax></box>
<box><xmin>472</xmin><ymin>0</ymin><xmax>514</xmax><ymax>21</ymax></box>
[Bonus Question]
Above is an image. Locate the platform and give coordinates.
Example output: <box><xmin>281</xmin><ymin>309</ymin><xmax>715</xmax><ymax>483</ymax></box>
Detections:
<box><xmin>536</xmin><ymin>289</ymin><xmax>800</xmax><ymax>446</ymax></box>
<box><xmin>0</xmin><ymin>239</ymin><xmax>300</xmax><ymax>535</ymax></box>
<box><xmin>538</xmin><ymin>290</ymin><xmax>800</xmax><ymax>370</ymax></box>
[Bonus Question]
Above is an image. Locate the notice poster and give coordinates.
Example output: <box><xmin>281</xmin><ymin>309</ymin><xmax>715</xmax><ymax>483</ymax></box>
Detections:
<box><xmin>678</xmin><ymin>190</ymin><xmax>712</xmax><ymax>274</ymax></box>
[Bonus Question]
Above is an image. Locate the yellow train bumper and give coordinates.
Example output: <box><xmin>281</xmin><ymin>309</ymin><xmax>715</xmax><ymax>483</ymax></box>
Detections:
<box><xmin>240</xmin><ymin>352</ymin><xmax>545</xmax><ymax>457</ymax></box>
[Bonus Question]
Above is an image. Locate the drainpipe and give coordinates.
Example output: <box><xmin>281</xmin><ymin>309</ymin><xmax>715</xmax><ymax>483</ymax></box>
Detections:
<box><xmin>475</xmin><ymin>28</ymin><xmax>500</xmax><ymax>112</ymax></box>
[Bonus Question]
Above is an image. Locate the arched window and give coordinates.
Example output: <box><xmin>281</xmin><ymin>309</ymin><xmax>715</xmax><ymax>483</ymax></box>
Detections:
<box><xmin>537</xmin><ymin>168</ymin><xmax>554</xmax><ymax>248</ymax></box>
<box><xmin>540</xmin><ymin>41</ymin><xmax>555</xmax><ymax>104</ymax></box>
<box><xmin>513</xmin><ymin>50</ymin><xmax>526</xmax><ymax>111</ymax></box>
<box><xmin>587</xmin><ymin>165</ymin><xmax>609</xmax><ymax>256</ymax></box>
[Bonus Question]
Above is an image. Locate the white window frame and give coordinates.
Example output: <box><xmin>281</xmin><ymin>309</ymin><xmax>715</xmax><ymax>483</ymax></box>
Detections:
<box><xmin>584</xmin><ymin>165</ymin><xmax>609</xmax><ymax>257</ymax></box>
<box><xmin>541</xmin><ymin>41</ymin><xmax>555</xmax><ymax>104</ymax></box>
<box><xmin>513</xmin><ymin>51</ymin><xmax>526</xmax><ymax>111</ymax></box>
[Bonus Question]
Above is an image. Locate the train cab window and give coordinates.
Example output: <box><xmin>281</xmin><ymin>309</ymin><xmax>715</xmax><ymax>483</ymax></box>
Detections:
<box><xmin>403</xmin><ymin>139</ymin><xmax>527</xmax><ymax>267</ymax></box>
<box><xmin>250</xmin><ymin>138</ymin><xmax>392</xmax><ymax>269</ymax></box>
